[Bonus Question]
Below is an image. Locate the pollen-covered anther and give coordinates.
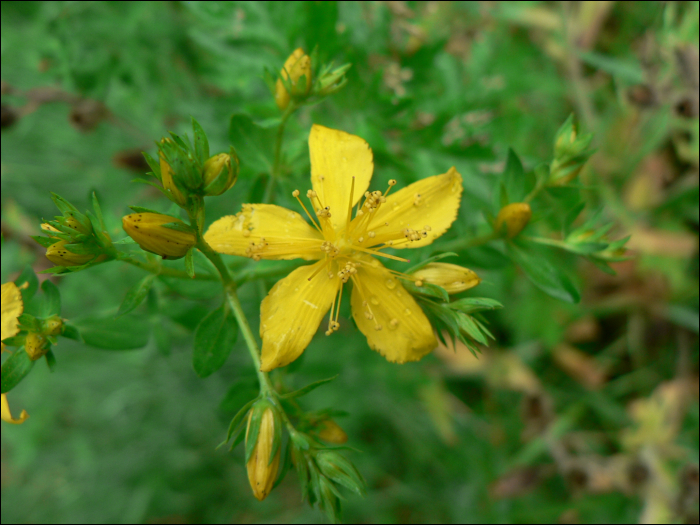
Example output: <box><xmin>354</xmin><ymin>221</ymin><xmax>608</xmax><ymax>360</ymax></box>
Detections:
<box><xmin>320</xmin><ymin>241</ymin><xmax>339</xmax><ymax>258</ymax></box>
<box><xmin>306</xmin><ymin>189</ymin><xmax>317</xmax><ymax>199</ymax></box>
<box><xmin>316</xmin><ymin>206</ymin><xmax>332</xmax><ymax>218</ymax></box>
<box><xmin>364</xmin><ymin>312</ymin><xmax>374</xmax><ymax>320</ymax></box>
<box><xmin>327</xmin><ymin>271</ymin><xmax>335</xmax><ymax>279</ymax></box>
<box><xmin>374</xmin><ymin>325</ymin><xmax>383</xmax><ymax>331</ymax></box>
<box><xmin>337</xmin><ymin>262</ymin><xmax>358</xmax><ymax>283</ymax></box>
<box><xmin>292</xmin><ymin>189</ymin><xmax>300</xmax><ymax>197</ymax></box>
<box><xmin>363</xmin><ymin>190</ymin><xmax>386</xmax><ymax>211</ymax></box>
<box><xmin>368</xmin><ymin>231</ymin><xmax>376</xmax><ymax>238</ymax></box>
<box><xmin>388</xmin><ymin>179</ymin><xmax>397</xmax><ymax>186</ymax></box>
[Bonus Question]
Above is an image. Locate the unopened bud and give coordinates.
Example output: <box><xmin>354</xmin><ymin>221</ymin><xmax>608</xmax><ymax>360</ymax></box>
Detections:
<box><xmin>495</xmin><ymin>203</ymin><xmax>532</xmax><ymax>238</ymax></box>
<box><xmin>42</xmin><ymin>315</ymin><xmax>63</xmax><ymax>336</ymax></box>
<box><xmin>315</xmin><ymin>449</ymin><xmax>366</xmax><ymax>497</ymax></box>
<box><xmin>549</xmin><ymin>157</ymin><xmax>584</xmax><ymax>186</ymax></box>
<box><xmin>275</xmin><ymin>48</ymin><xmax>312</xmax><ymax>110</ymax></box>
<box><xmin>122</xmin><ymin>213</ymin><xmax>196</xmax><ymax>260</ymax></box>
<box><xmin>46</xmin><ymin>240</ymin><xmax>96</xmax><ymax>267</ymax></box>
<box><xmin>246</xmin><ymin>408</ymin><xmax>281</xmax><ymax>501</ymax></box>
<box><xmin>24</xmin><ymin>332</ymin><xmax>48</xmax><ymax>361</ymax></box>
<box><xmin>318</xmin><ymin>419</ymin><xmax>348</xmax><ymax>444</ymax></box>
<box><xmin>411</xmin><ymin>263</ymin><xmax>480</xmax><ymax>294</ymax></box>
<box><xmin>202</xmin><ymin>153</ymin><xmax>238</xmax><ymax>196</ymax></box>
<box><xmin>159</xmin><ymin>139</ymin><xmax>187</xmax><ymax>206</ymax></box>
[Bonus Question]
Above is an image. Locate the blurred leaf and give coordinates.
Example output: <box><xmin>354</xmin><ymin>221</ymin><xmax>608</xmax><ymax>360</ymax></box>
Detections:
<box><xmin>116</xmin><ymin>274</ymin><xmax>156</xmax><ymax>318</ymax></box>
<box><xmin>75</xmin><ymin>316</ymin><xmax>150</xmax><ymax>350</ymax></box>
<box><xmin>229</xmin><ymin>114</ymin><xmax>276</xmax><ymax>175</ymax></box>
<box><xmin>40</xmin><ymin>279</ymin><xmax>61</xmax><ymax>317</ymax></box>
<box><xmin>1</xmin><ymin>347</ymin><xmax>34</xmax><ymax>394</ymax></box>
<box><xmin>193</xmin><ymin>304</ymin><xmax>238</xmax><ymax>378</ymax></box>
<box><xmin>280</xmin><ymin>375</ymin><xmax>339</xmax><ymax>400</ymax></box>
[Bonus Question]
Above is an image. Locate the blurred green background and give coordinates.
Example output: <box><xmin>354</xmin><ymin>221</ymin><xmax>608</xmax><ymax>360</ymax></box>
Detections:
<box><xmin>1</xmin><ymin>1</ymin><xmax>698</xmax><ymax>523</ymax></box>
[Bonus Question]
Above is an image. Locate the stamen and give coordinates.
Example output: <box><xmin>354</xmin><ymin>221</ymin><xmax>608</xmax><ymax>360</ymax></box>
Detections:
<box><xmin>307</xmin><ymin>258</ymin><xmax>332</xmax><ymax>281</ymax></box>
<box><xmin>346</xmin><ymin>176</ymin><xmax>355</xmax><ymax>228</ymax></box>
<box><xmin>350</xmin><ymin>244</ymin><xmax>409</xmax><ymax>262</ymax></box>
<box><xmin>292</xmin><ymin>189</ymin><xmax>323</xmax><ymax>233</ymax></box>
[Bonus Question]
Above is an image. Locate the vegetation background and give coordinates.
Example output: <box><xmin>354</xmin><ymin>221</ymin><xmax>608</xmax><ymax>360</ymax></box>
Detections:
<box><xmin>1</xmin><ymin>1</ymin><xmax>698</xmax><ymax>523</ymax></box>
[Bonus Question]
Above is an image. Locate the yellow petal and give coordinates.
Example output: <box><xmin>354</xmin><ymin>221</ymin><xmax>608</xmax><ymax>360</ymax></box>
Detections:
<box><xmin>204</xmin><ymin>204</ymin><xmax>324</xmax><ymax>261</ymax></box>
<box><xmin>2</xmin><ymin>282</ymin><xmax>24</xmax><ymax>341</ymax></box>
<box><xmin>1</xmin><ymin>393</ymin><xmax>29</xmax><ymax>424</ymax></box>
<box><xmin>309</xmin><ymin>125</ymin><xmax>374</xmax><ymax>231</ymax></box>
<box><xmin>364</xmin><ymin>167</ymin><xmax>462</xmax><ymax>249</ymax></box>
<box><xmin>260</xmin><ymin>261</ymin><xmax>338</xmax><ymax>371</ymax></box>
<box><xmin>351</xmin><ymin>257</ymin><xmax>436</xmax><ymax>363</ymax></box>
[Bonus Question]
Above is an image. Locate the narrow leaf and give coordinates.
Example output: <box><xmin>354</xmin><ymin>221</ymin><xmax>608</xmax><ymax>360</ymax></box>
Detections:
<box><xmin>280</xmin><ymin>375</ymin><xmax>339</xmax><ymax>400</ymax></box>
<box><xmin>41</xmin><ymin>280</ymin><xmax>61</xmax><ymax>316</ymax></box>
<box><xmin>117</xmin><ymin>274</ymin><xmax>156</xmax><ymax>317</ymax></box>
<box><xmin>193</xmin><ymin>305</ymin><xmax>238</xmax><ymax>378</ymax></box>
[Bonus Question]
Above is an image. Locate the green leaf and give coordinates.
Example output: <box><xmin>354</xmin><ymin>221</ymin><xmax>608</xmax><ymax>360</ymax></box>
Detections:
<box><xmin>17</xmin><ymin>313</ymin><xmax>40</xmax><ymax>332</ymax></box>
<box><xmin>45</xmin><ymin>349</ymin><xmax>57</xmax><ymax>372</ymax></box>
<box><xmin>280</xmin><ymin>375</ymin><xmax>339</xmax><ymax>400</ymax></box>
<box><xmin>192</xmin><ymin>117</ymin><xmax>210</xmax><ymax>163</ymax></box>
<box><xmin>41</xmin><ymin>280</ymin><xmax>61</xmax><ymax>316</ymax></box>
<box><xmin>75</xmin><ymin>316</ymin><xmax>150</xmax><ymax>350</ymax></box>
<box><xmin>1</xmin><ymin>348</ymin><xmax>35</xmax><ymax>394</ymax></box>
<box><xmin>61</xmin><ymin>322</ymin><xmax>82</xmax><ymax>341</ymax></box>
<box><xmin>15</xmin><ymin>266</ymin><xmax>38</xmax><ymax>303</ymax></box>
<box><xmin>507</xmin><ymin>240</ymin><xmax>581</xmax><ymax>303</ymax></box>
<box><xmin>117</xmin><ymin>274</ymin><xmax>156</xmax><ymax>317</ymax></box>
<box><xmin>193</xmin><ymin>304</ymin><xmax>238</xmax><ymax>378</ymax></box>
<box><xmin>229</xmin><ymin>113</ymin><xmax>276</xmax><ymax>174</ymax></box>
<box><xmin>501</xmin><ymin>148</ymin><xmax>528</xmax><ymax>202</ymax></box>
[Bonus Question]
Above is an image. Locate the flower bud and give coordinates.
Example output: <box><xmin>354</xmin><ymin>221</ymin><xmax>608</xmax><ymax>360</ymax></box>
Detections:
<box><xmin>315</xmin><ymin>449</ymin><xmax>366</xmax><ymax>497</ymax></box>
<box><xmin>122</xmin><ymin>213</ymin><xmax>196</xmax><ymax>260</ymax></box>
<box><xmin>275</xmin><ymin>48</ymin><xmax>312</xmax><ymax>110</ymax></box>
<box><xmin>159</xmin><ymin>139</ymin><xmax>188</xmax><ymax>206</ymax></box>
<box><xmin>495</xmin><ymin>203</ymin><xmax>532</xmax><ymax>238</ymax></box>
<box><xmin>46</xmin><ymin>240</ymin><xmax>96</xmax><ymax>267</ymax></box>
<box><xmin>246</xmin><ymin>408</ymin><xmax>281</xmax><ymax>501</ymax></box>
<box><xmin>24</xmin><ymin>332</ymin><xmax>48</xmax><ymax>361</ymax></box>
<box><xmin>42</xmin><ymin>315</ymin><xmax>63</xmax><ymax>336</ymax></box>
<box><xmin>549</xmin><ymin>157</ymin><xmax>584</xmax><ymax>186</ymax></box>
<box><xmin>317</xmin><ymin>419</ymin><xmax>348</xmax><ymax>444</ymax></box>
<box><xmin>202</xmin><ymin>153</ymin><xmax>238</xmax><ymax>196</ymax></box>
<box><xmin>411</xmin><ymin>263</ymin><xmax>480</xmax><ymax>294</ymax></box>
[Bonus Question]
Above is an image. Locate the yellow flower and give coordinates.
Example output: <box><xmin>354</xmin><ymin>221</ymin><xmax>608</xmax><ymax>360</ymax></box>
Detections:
<box><xmin>411</xmin><ymin>263</ymin><xmax>480</xmax><ymax>294</ymax></box>
<box><xmin>205</xmin><ymin>125</ymin><xmax>463</xmax><ymax>371</ymax></box>
<box><xmin>1</xmin><ymin>282</ymin><xmax>29</xmax><ymax>424</ymax></box>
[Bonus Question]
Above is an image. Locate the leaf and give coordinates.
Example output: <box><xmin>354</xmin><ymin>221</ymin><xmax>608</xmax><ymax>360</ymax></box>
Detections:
<box><xmin>193</xmin><ymin>304</ymin><xmax>238</xmax><ymax>378</ymax></box>
<box><xmin>41</xmin><ymin>280</ymin><xmax>61</xmax><ymax>317</ymax></box>
<box><xmin>229</xmin><ymin>113</ymin><xmax>276</xmax><ymax>174</ymax></box>
<box><xmin>1</xmin><ymin>348</ymin><xmax>35</xmax><ymax>394</ymax></box>
<box><xmin>501</xmin><ymin>148</ymin><xmax>528</xmax><ymax>203</ymax></box>
<box><xmin>15</xmin><ymin>265</ymin><xmax>38</xmax><ymax>303</ymax></box>
<box><xmin>116</xmin><ymin>274</ymin><xmax>156</xmax><ymax>317</ymax></box>
<box><xmin>45</xmin><ymin>349</ymin><xmax>57</xmax><ymax>372</ymax></box>
<box><xmin>75</xmin><ymin>316</ymin><xmax>150</xmax><ymax>350</ymax></box>
<box><xmin>507</xmin><ymin>240</ymin><xmax>581</xmax><ymax>303</ymax></box>
<box><xmin>61</xmin><ymin>322</ymin><xmax>82</xmax><ymax>341</ymax></box>
<box><xmin>280</xmin><ymin>375</ymin><xmax>339</xmax><ymax>400</ymax></box>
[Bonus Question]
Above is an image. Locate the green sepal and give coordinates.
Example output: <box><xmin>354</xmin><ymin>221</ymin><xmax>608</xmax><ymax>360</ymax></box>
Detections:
<box><xmin>32</xmin><ymin>235</ymin><xmax>57</xmax><ymax>248</ymax></box>
<box><xmin>244</xmin><ymin>401</ymin><xmax>266</xmax><ymax>463</ymax></box>
<box><xmin>1</xmin><ymin>347</ymin><xmax>35</xmax><ymax>394</ymax></box>
<box><xmin>17</xmin><ymin>313</ymin><xmax>40</xmax><ymax>332</ymax></box>
<box><xmin>117</xmin><ymin>274</ymin><xmax>156</xmax><ymax>318</ymax></box>
<box><xmin>160</xmin><ymin>221</ymin><xmax>197</xmax><ymax>235</ymax></box>
<box><xmin>142</xmin><ymin>151</ymin><xmax>161</xmax><ymax>180</ymax></box>
<box><xmin>449</xmin><ymin>297</ymin><xmax>503</xmax><ymax>314</ymax></box>
<box><xmin>192</xmin><ymin>117</ymin><xmax>210</xmax><ymax>163</ymax></box>
<box><xmin>223</xmin><ymin>397</ymin><xmax>258</xmax><ymax>446</ymax></box>
<box><xmin>44</xmin><ymin>349</ymin><xmax>57</xmax><ymax>372</ymax></box>
<box><xmin>41</xmin><ymin>280</ymin><xmax>61</xmax><ymax>317</ymax></box>
<box><xmin>402</xmin><ymin>280</ymin><xmax>449</xmax><ymax>303</ymax></box>
<box><xmin>129</xmin><ymin>206</ymin><xmax>164</xmax><ymax>215</ymax></box>
<box><xmin>184</xmin><ymin>248</ymin><xmax>195</xmax><ymax>278</ymax></box>
<box><xmin>63</xmin><ymin>242</ymin><xmax>102</xmax><ymax>255</ymax></box>
<box><xmin>60</xmin><ymin>322</ymin><xmax>82</xmax><ymax>341</ymax></box>
<box><xmin>280</xmin><ymin>375</ymin><xmax>339</xmax><ymax>400</ymax></box>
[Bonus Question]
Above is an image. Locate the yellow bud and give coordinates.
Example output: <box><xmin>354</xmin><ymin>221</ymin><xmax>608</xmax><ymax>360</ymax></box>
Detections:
<box><xmin>411</xmin><ymin>263</ymin><xmax>481</xmax><ymax>294</ymax></box>
<box><xmin>275</xmin><ymin>48</ymin><xmax>312</xmax><ymax>110</ymax></box>
<box><xmin>495</xmin><ymin>203</ymin><xmax>532</xmax><ymax>238</ymax></box>
<box><xmin>318</xmin><ymin>419</ymin><xmax>349</xmax><ymax>444</ymax></box>
<box><xmin>42</xmin><ymin>316</ymin><xmax>63</xmax><ymax>336</ymax></box>
<box><xmin>202</xmin><ymin>153</ymin><xmax>238</xmax><ymax>196</ymax></box>
<box><xmin>46</xmin><ymin>240</ymin><xmax>96</xmax><ymax>267</ymax></box>
<box><xmin>246</xmin><ymin>408</ymin><xmax>281</xmax><ymax>501</ymax></box>
<box><xmin>159</xmin><ymin>139</ymin><xmax>187</xmax><ymax>206</ymax></box>
<box><xmin>122</xmin><ymin>213</ymin><xmax>196</xmax><ymax>260</ymax></box>
<box><xmin>24</xmin><ymin>332</ymin><xmax>48</xmax><ymax>361</ymax></box>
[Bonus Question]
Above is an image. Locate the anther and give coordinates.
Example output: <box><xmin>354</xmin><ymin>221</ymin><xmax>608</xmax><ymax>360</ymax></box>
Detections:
<box><xmin>388</xmin><ymin>179</ymin><xmax>397</xmax><ymax>186</ymax></box>
<box><xmin>292</xmin><ymin>189</ymin><xmax>300</xmax><ymax>197</ymax></box>
<box><xmin>390</xmin><ymin>319</ymin><xmax>399</xmax><ymax>328</ymax></box>
<box><xmin>368</xmin><ymin>231</ymin><xmax>376</xmax><ymax>238</ymax></box>
<box><xmin>374</xmin><ymin>325</ymin><xmax>383</xmax><ymax>331</ymax></box>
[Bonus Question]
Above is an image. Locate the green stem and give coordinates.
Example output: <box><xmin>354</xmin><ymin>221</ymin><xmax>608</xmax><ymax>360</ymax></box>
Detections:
<box><xmin>263</xmin><ymin>104</ymin><xmax>296</xmax><ymax>204</ymax></box>
<box><xmin>197</xmin><ymin>239</ymin><xmax>274</xmax><ymax>395</ymax></box>
<box><xmin>119</xmin><ymin>254</ymin><xmax>218</xmax><ymax>281</ymax></box>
